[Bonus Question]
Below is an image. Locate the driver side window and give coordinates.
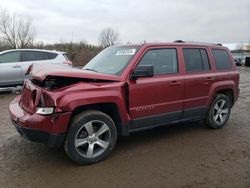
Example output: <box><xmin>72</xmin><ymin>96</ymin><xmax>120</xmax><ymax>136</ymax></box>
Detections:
<box><xmin>138</xmin><ymin>48</ymin><xmax>178</xmax><ymax>75</ymax></box>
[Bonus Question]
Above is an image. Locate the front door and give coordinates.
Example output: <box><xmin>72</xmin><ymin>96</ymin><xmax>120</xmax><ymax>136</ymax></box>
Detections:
<box><xmin>128</xmin><ymin>47</ymin><xmax>184</xmax><ymax>129</ymax></box>
<box><xmin>0</xmin><ymin>51</ymin><xmax>22</xmax><ymax>87</ymax></box>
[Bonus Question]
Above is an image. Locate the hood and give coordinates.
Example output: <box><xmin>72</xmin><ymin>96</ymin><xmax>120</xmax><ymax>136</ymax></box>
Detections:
<box><xmin>29</xmin><ymin>64</ymin><xmax>121</xmax><ymax>82</ymax></box>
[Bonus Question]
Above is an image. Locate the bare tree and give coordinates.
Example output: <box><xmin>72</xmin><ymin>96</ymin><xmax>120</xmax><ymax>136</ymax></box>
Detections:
<box><xmin>0</xmin><ymin>7</ymin><xmax>35</xmax><ymax>48</ymax></box>
<box><xmin>246</xmin><ymin>40</ymin><xmax>250</xmax><ymax>51</ymax></box>
<box><xmin>235</xmin><ymin>43</ymin><xmax>244</xmax><ymax>51</ymax></box>
<box><xmin>98</xmin><ymin>27</ymin><xmax>120</xmax><ymax>48</ymax></box>
<box><xmin>246</xmin><ymin>45</ymin><xmax>250</xmax><ymax>51</ymax></box>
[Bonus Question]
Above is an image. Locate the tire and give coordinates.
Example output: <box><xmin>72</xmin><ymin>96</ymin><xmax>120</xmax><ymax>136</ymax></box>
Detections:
<box><xmin>204</xmin><ymin>94</ymin><xmax>231</xmax><ymax>129</ymax></box>
<box><xmin>245</xmin><ymin>57</ymin><xmax>250</xmax><ymax>67</ymax></box>
<box><xmin>64</xmin><ymin>110</ymin><xmax>117</xmax><ymax>165</ymax></box>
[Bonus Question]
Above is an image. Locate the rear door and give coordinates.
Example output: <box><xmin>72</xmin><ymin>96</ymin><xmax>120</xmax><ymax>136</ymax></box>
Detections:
<box><xmin>181</xmin><ymin>47</ymin><xmax>214</xmax><ymax>119</ymax></box>
<box><xmin>0</xmin><ymin>51</ymin><xmax>22</xmax><ymax>87</ymax></box>
<box><xmin>128</xmin><ymin>47</ymin><xmax>184</xmax><ymax>129</ymax></box>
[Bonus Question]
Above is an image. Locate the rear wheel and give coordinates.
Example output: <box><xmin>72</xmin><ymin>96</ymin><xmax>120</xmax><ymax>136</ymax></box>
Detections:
<box><xmin>64</xmin><ymin>110</ymin><xmax>117</xmax><ymax>165</ymax></box>
<box><xmin>205</xmin><ymin>94</ymin><xmax>231</xmax><ymax>129</ymax></box>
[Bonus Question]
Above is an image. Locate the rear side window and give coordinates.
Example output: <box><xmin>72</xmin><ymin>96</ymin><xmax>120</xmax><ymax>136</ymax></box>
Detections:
<box><xmin>23</xmin><ymin>51</ymin><xmax>46</xmax><ymax>61</ymax></box>
<box><xmin>46</xmin><ymin>52</ymin><xmax>58</xmax><ymax>59</ymax></box>
<box><xmin>138</xmin><ymin>48</ymin><xmax>178</xmax><ymax>75</ymax></box>
<box><xmin>0</xmin><ymin>51</ymin><xmax>21</xmax><ymax>63</ymax></box>
<box><xmin>212</xmin><ymin>49</ymin><xmax>231</xmax><ymax>70</ymax></box>
<box><xmin>183</xmin><ymin>49</ymin><xmax>210</xmax><ymax>72</ymax></box>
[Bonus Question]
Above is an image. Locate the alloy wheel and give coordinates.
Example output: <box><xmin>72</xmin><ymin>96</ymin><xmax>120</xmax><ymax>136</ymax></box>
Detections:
<box><xmin>213</xmin><ymin>99</ymin><xmax>229</xmax><ymax>125</ymax></box>
<box><xmin>74</xmin><ymin>120</ymin><xmax>111</xmax><ymax>158</ymax></box>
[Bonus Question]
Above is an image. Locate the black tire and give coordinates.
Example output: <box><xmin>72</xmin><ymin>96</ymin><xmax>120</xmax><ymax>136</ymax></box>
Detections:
<box><xmin>245</xmin><ymin>57</ymin><xmax>250</xmax><ymax>67</ymax></box>
<box><xmin>204</xmin><ymin>94</ymin><xmax>231</xmax><ymax>129</ymax></box>
<box><xmin>64</xmin><ymin>110</ymin><xmax>117</xmax><ymax>165</ymax></box>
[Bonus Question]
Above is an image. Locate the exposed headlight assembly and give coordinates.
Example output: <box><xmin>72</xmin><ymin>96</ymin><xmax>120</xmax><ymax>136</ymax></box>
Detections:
<box><xmin>36</xmin><ymin>107</ymin><xmax>54</xmax><ymax>115</ymax></box>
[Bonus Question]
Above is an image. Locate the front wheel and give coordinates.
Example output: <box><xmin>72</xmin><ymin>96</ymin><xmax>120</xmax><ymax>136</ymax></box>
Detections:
<box><xmin>64</xmin><ymin>110</ymin><xmax>117</xmax><ymax>165</ymax></box>
<box><xmin>205</xmin><ymin>94</ymin><xmax>231</xmax><ymax>129</ymax></box>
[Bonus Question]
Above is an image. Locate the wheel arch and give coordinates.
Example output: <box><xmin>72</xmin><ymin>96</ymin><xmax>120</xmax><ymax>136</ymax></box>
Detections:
<box><xmin>215</xmin><ymin>89</ymin><xmax>234</xmax><ymax>105</ymax></box>
<box><xmin>69</xmin><ymin>102</ymin><xmax>124</xmax><ymax>136</ymax></box>
<box><xmin>207</xmin><ymin>81</ymin><xmax>236</xmax><ymax>107</ymax></box>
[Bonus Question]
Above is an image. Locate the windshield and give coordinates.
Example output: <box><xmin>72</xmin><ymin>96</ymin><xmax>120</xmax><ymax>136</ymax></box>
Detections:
<box><xmin>83</xmin><ymin>46</ymin><xmax>139</xmax><ymax>75</ymax></box>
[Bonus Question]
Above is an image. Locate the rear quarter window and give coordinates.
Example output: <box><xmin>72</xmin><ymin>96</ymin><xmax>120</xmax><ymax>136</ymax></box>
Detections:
<box><xmin>46</xmin><ymin>52</ymin><xmax>58</xmax><ymax>59</ymax></box>
<box><xmin>212</xmin><ymin>49</ymin><xmax>232</xmax><ymax>70</ymax></box>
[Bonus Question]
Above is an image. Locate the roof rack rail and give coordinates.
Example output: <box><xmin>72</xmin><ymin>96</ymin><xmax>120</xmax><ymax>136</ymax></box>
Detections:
<box><xmin>173</xmin><ymin>40</ymin><xmax>223</xmax><ymax>46</ymax></box>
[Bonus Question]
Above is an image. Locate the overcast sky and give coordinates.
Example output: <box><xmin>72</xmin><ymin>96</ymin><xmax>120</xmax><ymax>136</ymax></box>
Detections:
<box><xmin>0</xmin><ymin>0</ymin><xmax>249</xmax><ymax>45</ymax></box>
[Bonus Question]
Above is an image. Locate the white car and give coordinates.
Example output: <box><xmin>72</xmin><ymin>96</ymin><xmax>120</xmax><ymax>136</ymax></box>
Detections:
<box><xmin>0</xmin><ymin>49</ymin><xmax>72</xmax><ymax>87</ymax></box>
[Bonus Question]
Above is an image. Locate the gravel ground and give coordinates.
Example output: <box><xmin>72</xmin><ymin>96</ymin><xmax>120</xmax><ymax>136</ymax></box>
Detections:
<box><xmin>0</xmin><ymin>67</ymin><xmax>249</xmax><ymax>188</ymax></box>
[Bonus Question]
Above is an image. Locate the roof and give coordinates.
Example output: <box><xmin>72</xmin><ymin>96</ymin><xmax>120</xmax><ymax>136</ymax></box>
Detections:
<box><xmin>0</xmin><ymin>48</ymin><xmax>66</xmax><ymax>54</ymax></box>
<box><xmin>117</xmin><ymin>41</ymin><xmax>226</xmax><ymax>49</ymax></box>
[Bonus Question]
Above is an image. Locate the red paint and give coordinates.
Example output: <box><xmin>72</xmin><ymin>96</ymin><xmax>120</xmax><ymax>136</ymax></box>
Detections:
<box><xmin>9</xmin><ymin>42</ymin><xmax>239</xmax><ymax>136</ymax></box>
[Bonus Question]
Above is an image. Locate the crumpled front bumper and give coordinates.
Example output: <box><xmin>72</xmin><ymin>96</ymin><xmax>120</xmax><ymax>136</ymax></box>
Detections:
<box><xmin>9</xmin><ymin>96</ymin><xmax>71</xmax><ymax>147</ymax></box>
<box><xmin>12</xmin><ymin>119</ymin><xmax>66</xmax><ymax>147</ymax></box>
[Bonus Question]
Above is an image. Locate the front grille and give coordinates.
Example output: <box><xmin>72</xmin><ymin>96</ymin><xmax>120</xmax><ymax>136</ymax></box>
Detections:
<box><xmin>20</xmin><ymin>82</ymin><xmax>37</xmax><ymax>113</ymax></box>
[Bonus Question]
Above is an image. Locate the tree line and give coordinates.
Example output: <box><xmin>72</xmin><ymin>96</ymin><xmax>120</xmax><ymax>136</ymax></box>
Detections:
<box><xmin>0</xmin><ymin>7</ymin><xmax>120</xmax><ymax>66</ymax></box>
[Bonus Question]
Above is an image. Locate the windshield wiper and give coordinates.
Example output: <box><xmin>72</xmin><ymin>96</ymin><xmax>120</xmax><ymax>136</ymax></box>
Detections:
<box><xmin>84</xmin><ymin>68</ymin><xmax>98</xmax><ymax>72</ymax></box>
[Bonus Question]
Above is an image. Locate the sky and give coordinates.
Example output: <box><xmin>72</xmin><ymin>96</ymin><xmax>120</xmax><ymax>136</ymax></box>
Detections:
<box><xmin>0</xmin><ymin>0</ymin><xmax>249</xmax><ymax>46</ymax></box>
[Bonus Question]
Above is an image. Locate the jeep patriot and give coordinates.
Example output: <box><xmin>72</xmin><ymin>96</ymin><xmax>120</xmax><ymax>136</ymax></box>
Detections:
<box><xmin>9</xmin><ymin>41</ymin><xmax>240</xmax><ymax>164</ymax></box>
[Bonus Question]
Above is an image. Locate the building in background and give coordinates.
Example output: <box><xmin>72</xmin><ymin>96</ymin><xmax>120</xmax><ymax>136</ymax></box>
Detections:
<box><xmin>224</xmin><ymin>43</ymin><xmax>250</xmax><ymax>64</ymax></box>
<box><xmin>231</xmin><ymin>49</ymin><xmax>250</xmax><ymax>63</ymax></box>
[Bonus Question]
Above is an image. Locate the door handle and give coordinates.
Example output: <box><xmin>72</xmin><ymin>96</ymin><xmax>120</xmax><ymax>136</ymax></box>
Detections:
<box><xmin>169</xmin><ymin>81</ymin><xmax>181</xmax><ymax>86</ymax></box>
<box><xmin>205</xmin><ymin>77</ymin><xmax>214</xmax><ymax>81</ymax></box>
<box><xmin>13</xmin><ymin>65</ymin><xmax>21</xmax><ymax>68</ymax></box>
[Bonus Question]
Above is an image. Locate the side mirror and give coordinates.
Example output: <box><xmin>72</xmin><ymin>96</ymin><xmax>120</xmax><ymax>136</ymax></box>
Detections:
<box><xmin>130</xmin><ymin>65</ymin><xmax>153</xmax><ymax>80</ymax></box>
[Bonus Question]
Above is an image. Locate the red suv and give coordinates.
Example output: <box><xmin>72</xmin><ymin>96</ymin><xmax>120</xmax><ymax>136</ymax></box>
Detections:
<box><xmin>9</xmin><ymin>42</ymin><xmax>239</xmax><ymax>164</ymax></box>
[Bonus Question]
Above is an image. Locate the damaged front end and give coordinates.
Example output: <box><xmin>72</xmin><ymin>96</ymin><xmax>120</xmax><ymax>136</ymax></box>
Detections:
<box><xmin>9</xmin><ymin>79</ymin><xmax>72</xmax><ymax>147</ymax></box>
<box><xmin>25</xmin><ymin>77</ymin><xmax>85</xmax><ymax>115</ymax></box>
<box><xmin>9</xmin><ymin>64</ymin><xmax>122</xmax><ymax>147</ymax></box>
<box><xmin>22</xmin><ymin>64</ymin><xmax>120</xmax><ymax>115</ymax></box>
<box><xmin>20</xmin><ymin>80</ymin><xmax>56</xmax><ymax>115</ymax></box>
<box><xmin>31</xmin><ymin>76</ymin><xmax>85</xmax><ymax>90</ymax></box>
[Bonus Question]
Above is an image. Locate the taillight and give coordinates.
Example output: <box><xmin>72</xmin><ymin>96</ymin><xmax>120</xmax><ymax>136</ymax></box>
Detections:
<box><xmin>63</xmin><ymin>61</ymin><xmax>72</xmax><ymax>66</ymax></box>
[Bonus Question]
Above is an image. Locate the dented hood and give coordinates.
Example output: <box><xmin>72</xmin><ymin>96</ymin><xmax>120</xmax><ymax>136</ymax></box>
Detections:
<box><xmin>29</xmin><ymin>64</ymin><xmax>121</xmax><ymax>82</ymax></box>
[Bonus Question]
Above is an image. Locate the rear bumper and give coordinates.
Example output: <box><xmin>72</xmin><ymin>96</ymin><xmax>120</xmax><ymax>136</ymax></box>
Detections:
<box><xmin>9</xmin><ymin>96</ymin><xmax>71</xmax><ymax>147</ymax></box>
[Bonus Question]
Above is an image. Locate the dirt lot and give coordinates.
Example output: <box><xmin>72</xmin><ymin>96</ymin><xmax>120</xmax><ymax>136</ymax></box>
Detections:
<box><xmin>0</xmin><ymin>67</ymin><xmax>249</xmax><ymax>188</ymax></box>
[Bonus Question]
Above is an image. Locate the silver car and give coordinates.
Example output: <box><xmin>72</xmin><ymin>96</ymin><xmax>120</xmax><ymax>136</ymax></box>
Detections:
<box><xmin>0</xmin><ymin>49</ymin><xmax>72</xmax><ymax>87</ymax></box>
